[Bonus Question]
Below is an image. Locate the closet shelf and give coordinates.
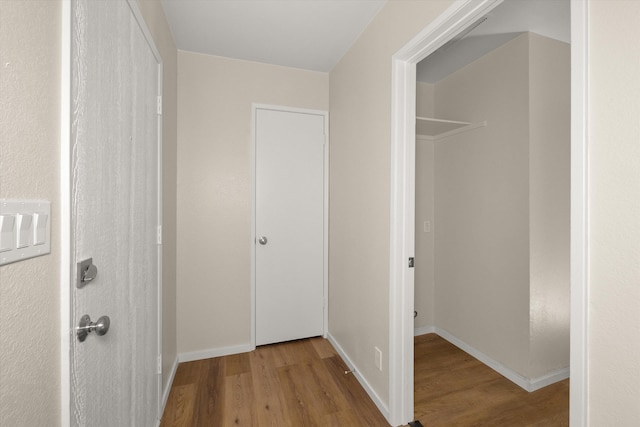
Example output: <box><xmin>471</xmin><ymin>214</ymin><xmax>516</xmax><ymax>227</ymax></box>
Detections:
<box><xmin>416</xmin><ymin>117</ymin><xmax>470</xmax><ymax>136</ymax></box>
<box><xmin>416</xmin><ymin>117</ymin><xmax>487</xmax><ymax>140</ymax></box>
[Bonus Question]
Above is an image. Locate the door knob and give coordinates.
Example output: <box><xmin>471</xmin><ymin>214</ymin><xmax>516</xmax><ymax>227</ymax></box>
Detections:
<box><xmin>76</xmin><ymin>314</ymin><xmax>110</xmax><ymax>342</ymax></box>
<box><xmin>258</xmin><ymin>236</ymin><xmax>268</xmax><ymax>245</ymax></box>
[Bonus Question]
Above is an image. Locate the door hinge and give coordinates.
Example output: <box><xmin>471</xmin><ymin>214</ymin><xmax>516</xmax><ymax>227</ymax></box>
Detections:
<box><xmin>408</xmin><ymin>257</ymin><xmax>414</xmax><ymax>268</ymax></box>
<box><xmin>157</xmin><ymin>96</ymin><xmax>162</xmax><ymax>115</ymax></box>
<box><xmin>157</xmin><ymin>355</ymin><xmax>162</xmax><ymax>375</ymax></box>
<box><xmin>157</xmin><ymin>225</ymin><xmax>162</xmax><ymax>245</ymax></box>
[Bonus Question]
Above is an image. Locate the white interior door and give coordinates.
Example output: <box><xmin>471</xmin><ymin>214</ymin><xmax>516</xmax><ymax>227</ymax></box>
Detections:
<box><xmin>70</xmin><ymin>1</ymin><xmax>161</xmax><ymax>425</ymax></box>
<box><xmin>254</xmin><ymin>106</ymin><xmax>327</xmax><ymax>346</ymax></box>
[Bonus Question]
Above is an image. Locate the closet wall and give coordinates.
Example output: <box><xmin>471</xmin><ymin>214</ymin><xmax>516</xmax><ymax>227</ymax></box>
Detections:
<box><xmin>415</xmin><ymin>32</ymin><xmax>570</xmax><ymax>383</ymax></box>
<box><xmin>414</xmin><ymin>82</ymin><xmax>435</xmax><ymax>330</ymax></box>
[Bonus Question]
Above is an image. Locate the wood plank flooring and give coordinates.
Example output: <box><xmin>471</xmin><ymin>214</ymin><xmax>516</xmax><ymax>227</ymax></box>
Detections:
<box><xmin>414</xmin><ymin>333</ymin><xmax>569</xmax><ymax>426</ymax></box>
<box><xmin>161</xmin><ymin>334</ymin><xmax>569</xmax><ymax>426</ymax></box>
<box><xmin>160</xmin><ymin>337</ymin><xmax>389</xmax><ymax>426</ymax></box>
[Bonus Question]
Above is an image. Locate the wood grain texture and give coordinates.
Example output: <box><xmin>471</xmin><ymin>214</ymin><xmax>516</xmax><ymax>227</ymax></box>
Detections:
<box><xmin>413</xmin><ymin>334</ymin><xmax>569</xmax><ymax>426</ymax></box>
<box><xmin>161</xmin><ymin>335</ymin><xmax>569</xmax><ymax>426</ymax></box>
<box><xmin>160</xmin><ymin>337</ymin><xmax>389</xmax><ymax>426</ymax></box>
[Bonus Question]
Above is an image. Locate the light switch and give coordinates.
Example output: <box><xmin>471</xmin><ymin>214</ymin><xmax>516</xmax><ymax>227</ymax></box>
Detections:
<box><xmin>0</xmin><ymin>199</ymin><xmax>50</xmax><ymax>266</ymax></box>
<box><xmin>0</xmin><ymin>214</ymin><xmax>15</xmax><ymax>252</ymax></box>
<box><xmin>15</xmin><ymin>213</ymin><xmax>33</xmax><ymax>249</ymax></box>
<box><xmin>33</xmin><ymin>212</ymin><xmax>48</xmax><ymax>246</ymax></box>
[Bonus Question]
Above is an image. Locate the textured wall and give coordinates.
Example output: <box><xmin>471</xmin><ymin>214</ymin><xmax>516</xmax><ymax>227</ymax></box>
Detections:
<box><xmin>588</xmin><ymin>1</ymin><xmax>640</xmax><ymax>424</ymax></box>
<box><xmin>328</xmin><ymin>0</ymin><xmax>453</xmax><ymax>408</ymax></box>
<box><xmin>176</xmin><ymin>51</ymin><xmax>328</xmax><ymax>354</ymax></box>
<box><xmin>434</xmin><ymin>34</ymin><xmax>531</xmax><ymax>376</ymax></box>
<box><xmin>0</xmin><ymin>1</ymin><xmax>62</xmax><ymax>425</ymax></box>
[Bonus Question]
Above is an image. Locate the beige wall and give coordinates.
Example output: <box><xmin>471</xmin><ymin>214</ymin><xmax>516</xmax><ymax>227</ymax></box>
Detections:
<box><xmin>588</xmin><ymin>1</ymin><xmax>640</xmax><ymax>424</ymax></box>
<box><xmin>528</xmin><ymin>33</ymin><xmax>571</xmax><ymax>379</ymax></box>
<box><xmin>3</xmin><ymin>1</ymin><xmax>640</xmax><ymax>424</ymax></box>
<box><xmin>434</xmin><ymin>33</ymin><xmax>532</xmax><ymax>376</ymax></box>
<box><xmin>416</xmin><ymin>81</ymin><xmax>435</xmax><ymax>118</ymax></box>
<box><xmin>0</xmin><ymin>1</ymin><xmax>62</xmax><ymax>425</ymax></box>
<box><xmin>137</xmin><ymin>0</ymin><xmax>179</xmax><ymax>395</ymax></box>
<box><xmin>426</xmin><ymin>33</ymin><xmax>570</xmax><ymax>380</ymax></box>
<box><xmin>176</xmin><ymin>51</ymin><xmax>328</xmax><ymax>354</ymax></box>
<box><xmin>329</xmin><ymin>0</ymin><xmax>453</xmax><ymax>407</ymax></box>
<box><xmin>414</xmin><ymin>82</ymin><xmax>436</xmax><ymax>330</ymax></box>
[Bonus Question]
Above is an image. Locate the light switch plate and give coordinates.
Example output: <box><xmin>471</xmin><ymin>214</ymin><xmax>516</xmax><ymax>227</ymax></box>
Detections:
<box><xmin>0</xmin><ymin>214</ymin><xmax>16</xmax><ymax>252</ymax></box>
<box><xmin>16</xmin><ymin>213</ymin><xmax>33</xmax><ymax>249</ymax></box>
<box><xmin>0</xmin><ymin>200</ymin><xmax>50</xmax><ymax>266</ymax></box>
<box><xmin>33</xmin><ymin>212</ymin><xmax>48</xmax><ymax>245</ymax></box>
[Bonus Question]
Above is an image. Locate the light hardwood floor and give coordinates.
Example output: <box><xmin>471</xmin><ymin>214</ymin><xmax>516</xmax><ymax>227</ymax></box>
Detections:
<box><xmin>160</xmin><ymin>337</ymin><xmax>389</xmax><ymax>426</ymax></box>
<box><xmin>414</xmin><ymin>333</ymin><xmax>569</xmax><ymax>426</ymax></box>
<box><xmin>161</xmin><ymin>335</ymin><xmax>569</xmax><ymax>426</ymax></box>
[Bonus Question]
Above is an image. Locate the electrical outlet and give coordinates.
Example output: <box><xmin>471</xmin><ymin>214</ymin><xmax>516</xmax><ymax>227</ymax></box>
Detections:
<box><xmin>375</xmin><ymin>347</ymin><xmax>383</xmax><ymax>371</ymax></box>
<box><xmin>424</xmin><ymin>220</ymin><xmax>431</xmax><ymax>233</ymax></box>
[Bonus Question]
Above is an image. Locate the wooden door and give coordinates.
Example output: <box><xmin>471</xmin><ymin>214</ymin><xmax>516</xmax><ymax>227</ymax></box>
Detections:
<box><xmin>70</xmin><ymin>0</ymin><xmax>161</xmax><ymax>424</ymax></box>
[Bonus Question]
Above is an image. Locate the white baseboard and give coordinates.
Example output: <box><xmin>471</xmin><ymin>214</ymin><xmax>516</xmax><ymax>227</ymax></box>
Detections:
<box><xmin>414</xmin><ymin>324</ymin><xmax>435</xmax><ymax>336</ymax></box>
<box><xmin>161</xmin><ymin>355</ymin><xmax>179</xmax><ymax>414</ymax></box>
<box><xmin>178</xmin><ymin>343</ymin><xmax>252</xmax><ymax>363</ymax></box>
<box><xmin>327</xmin><ymin>333</ymin><xmax>391</xmax><ymax>425</ymax></box>
<box><xmin>416</xmin><ymin>327</ymin><xmax>569</xmax><ymax>392</ymax></box>
<box><xmin>530</xmin><ymin>366</ymin><xmax>570</xmax><ymax>391</ymax></box>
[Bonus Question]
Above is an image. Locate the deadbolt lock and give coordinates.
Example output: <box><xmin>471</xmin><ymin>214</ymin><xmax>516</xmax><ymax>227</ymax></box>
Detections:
<box><xmin>77</xmin><ymin>258</ymin><xmax>98</xmax><ymax>288</ymax></box>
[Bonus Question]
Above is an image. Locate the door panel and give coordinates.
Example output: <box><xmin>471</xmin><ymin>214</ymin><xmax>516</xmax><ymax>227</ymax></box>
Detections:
<box><xmin>70</xmin><ymin>1</ymin><xmax>160</xmax><ymax>425</ymax></box>
<box><xmin>255</xmin><ymin>108</ymin><xmax>326</xmax><ymax>346</ymax></box>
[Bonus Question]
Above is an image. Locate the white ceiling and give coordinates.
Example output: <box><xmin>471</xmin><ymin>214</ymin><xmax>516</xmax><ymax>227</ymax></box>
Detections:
<box><xmin>417</xmin><ymin>0</ymin><xmax>570</xmax><ymax>83</ymax></box>
<box><xmin>161</xmin><ymin>0</ymin><xmax>387</xmax><ymax>72</ymax></box>
<box><xmin>160</xmin><ymin>0</ymin><xmax>570</xmax><ymax>80</ymax></box>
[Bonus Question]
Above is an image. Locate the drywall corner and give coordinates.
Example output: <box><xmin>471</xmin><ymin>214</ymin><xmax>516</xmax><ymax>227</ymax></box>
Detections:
<box><xmin>528</xmin><ymin>32</ymin><xmax>571</xmax><ymax>379</ymax></box>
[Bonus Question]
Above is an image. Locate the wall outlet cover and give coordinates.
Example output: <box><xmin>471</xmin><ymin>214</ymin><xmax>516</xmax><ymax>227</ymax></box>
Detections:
<box><xmin>374</xmin><ymin>346</ymin><xmax>382</xmax><ymax>371</ymax></box>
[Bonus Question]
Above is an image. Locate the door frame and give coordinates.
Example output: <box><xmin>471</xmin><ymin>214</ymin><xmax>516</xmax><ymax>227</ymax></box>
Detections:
<box><xmin>388</xmin><ymin>0</ymin><xmax>588</xmax><ymax>425</ymax></box>
<box><xmin>60</xmin><ymin>0</ymin><xmax>164</xmax><ymax>424</ymax></box>
<box><xmin>250</xmin><ymin>104</ymin><xmax>329</xmax><ymax>350</ymax></box>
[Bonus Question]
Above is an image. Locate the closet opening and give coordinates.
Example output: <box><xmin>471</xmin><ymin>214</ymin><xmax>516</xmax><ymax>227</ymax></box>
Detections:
<box><xmin>388</xmin><ymin>0</ymin><xmax>581</xmax><ymax>425</ymax></box>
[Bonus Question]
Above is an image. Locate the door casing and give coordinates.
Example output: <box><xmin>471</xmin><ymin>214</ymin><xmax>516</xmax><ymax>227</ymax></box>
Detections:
<box><xmin>250</xmin><ymin>104</ymin><xmax>329</xmax><ymax>350</ymax></box>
